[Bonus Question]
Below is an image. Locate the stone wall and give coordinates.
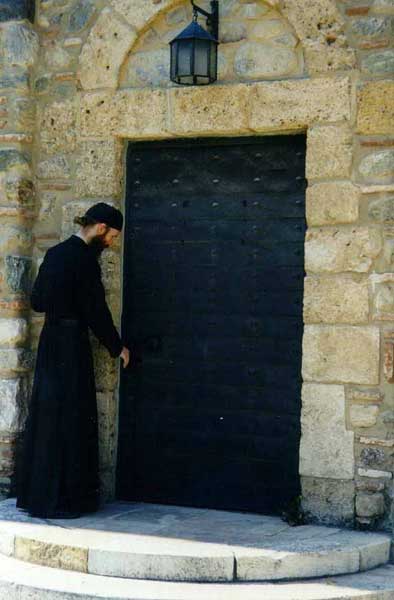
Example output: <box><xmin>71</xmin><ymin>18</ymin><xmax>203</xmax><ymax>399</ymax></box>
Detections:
<box><xmin>0</xmin><ymin>0</ymin><xmax>393</xmax><ymax>531</ymax></box>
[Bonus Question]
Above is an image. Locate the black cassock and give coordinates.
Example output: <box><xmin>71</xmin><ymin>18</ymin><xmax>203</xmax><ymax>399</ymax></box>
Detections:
<box><xmin>16</xmin><ymin>234</ymin><xmax>123</xmax><ymax>517</ymax></box>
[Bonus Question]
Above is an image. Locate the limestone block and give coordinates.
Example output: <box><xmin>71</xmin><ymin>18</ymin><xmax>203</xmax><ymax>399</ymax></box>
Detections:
<box><xmin>349</xmin><ymin>16</ymin><xmax>393</xmax><ymax>39</ymax></box>
<box><xmin>304</xmin><ymin>44</ymin><xmax>356</xmax><ymax>74</ymax></box>
<box><xmin>43</xmin><ymin>42</ymin><xmax>72</xmax><ymax>70</ymax></box>
<box><xmin>38</xmin><ymin>99</ymin><xmax>76</xmax><ymax>154</ymax></box>
<box><xmin>370</xmin><ymin>273</ymin><xmax>394</xmax><ymax>320</ymax></box>
<box><xmin>301</xmin><ymin>476</ymin><xmax>355</xmax><ymax>525</ymax></box>
<box><xmin>2</xmin><ymin>174</ymin><xmax>35</xmax><ymax>207</ymax></box>
<box><xmin>249</xmin><ymin>19</ymin><xmax>292</xmax><ymax>41</ymax></box>
<box><xmin>249</xmin><ymin>76</ymin><xmax>351</xmax><ymax>132</ymax></box>
<box><xmin>305</xmin><ymin>227</ymin><xmax>382</xmax><ymax>273</ymax></box>
<box><xmin>80</xmin><ymin>89</ymin><xmax>168</xmax><ymax>138</ymax></box>
<box><xmin>234</xmin><ymin>43</ymin><xmax>301</xmax><ymax>79</ymax></box>
<box><xmin>219</xmin><ymin>21</ymin><xmax>247</xmax><ymax>43</ymax></box>
<box><xmin>350</xmin><ymin>405</ymin><xmax>379</xmax><ymax>428</ymax></box>
<box><xmin>361</xmin><ymin>50</ymin><xmax>394</xmax><ymax>75</ymax></box>
<box><xmin>0</xmin><ymin>378</ymin><xmax>28</xmax><ymax>432</ymax></box>
<box><xmin>237</xmin><ymin>3</ymin><xmax>270</xmax><ymax>19</ymax></box>
<box><xmin>78</xmin><ymin>7</ymin><xmax>137</xmax><ymax>90</ymax></box>
<box><xmin>372</xmin><ymin>0</ymin><xmax>394</xmax><ymax>13</ymax></box>
<box><xmin>100</xmin><ymin>251</ymin><xmax>121</xmax><ymax>292</ymax></box>
<box><xmin>4</xmin><ymin>256</ymin><xmax>31</xmax><ymax>295</ymax></box>
<box><xmin>108</xmin><ymin>0</ymin><xmax>174</xmax><ymax>31</ymax></box>
<box><xmin>306</xmin><ymin>181</ymin><xmax>360</xmax><ymax>226</ymax></box>
<box><xmin>306</xmin><ymin>125</ymin><xmax>353</xmax><ymax>180</ymax></box>
<box><xmin>0</xmin><ymin>225</ymin><xmax>32</xmax><ymax>255</ymax></box>
<box><xmin>300</xmin><ymin>383</ymin><xmax>354</xmax><ymax>479</ymax></box>
<box><xmin>357</xmin><ymin>82</ymin><xmax>394</xmax><ymax>135</ymax></box>
<box><xmin>169</xmin><ymin>84</ymin><xmax>249</xmax><ymax>136</ymax></box>
<box><xmin>36</xmin><ymin>155</ymin><xmax>71</xmax><ymax>180</ymax></box>
<box><xmin>356</xmin><ymin>493</ymin><xmax>385</xmax><ymax>518</ymax></box>
<box><xmin>0</xmin><ymin>149</ymin><xmax>30</xmax><ymax>174</ymax></box>
<box><xmin>0</xmin><ymin>22</ymin><xmax>39</xmax><ymax>68</ymax></box>
<box><xmin>122</xmin><ymin>48</ymin><xmax>169</xmax><ymax>88</ymax></box>
<box><xmin>368</xmin><ymin>196</ymin><xmax>394</xmax><ymax>223</ymax></box>
<box><xmin>67</xmin><ymin>0</ymin><xmax>96</xmax><ymax>33</ymax></box>
<box><xmin>0</xmin><ymin>349</ymin><xmax>32</xmax><ymax>373</ymax></box>
<box><xmin>358</xmin><ymin>150</ymin><xmax>394</xmax><ymax>183</ymax></box>
<box><xmin>74</xmin><ymin>139</ymin><xmax>123</xmax><ymax>198</ymax></box>
<box><xmin>97</xmin><ymin>392</ymin><xmax>117</xmax><ymax>471</ymax></box>
<box><xmin>281</xmin><ymin>0</ymin><xmax>345</xmax><ymax>43</ymax></box>
<box><xmin>14</xmin><ymin>537</ymin><xmax>88</xmax><ymax>572</ymax></box>
<box><xmin>303</xmin><ymin>275</ymin><xmax>369</xmax><ymax>324</ymax></box>
<box><xmin>359</xmin><ymin>447</ymin><xmax>386</xmax><ymax>469</ymax></box>
<box><xmin>302</xmin><ymin>325</ymin><xmax>380</xmax><ymax>384</ymax></box>
<box><xmin>358</xmin><ymin>467</ymin><xmax>392</xmax><ymax>478</ymax></box>
<box><xmin>0</xmin><ymin>318</ymin><xmax>27</xmax><ymax>347</ymax></box>
<box><xmin>93</xmin><ymin>342</ymin><xmax>118</xmax><ymax>392</ymax></box>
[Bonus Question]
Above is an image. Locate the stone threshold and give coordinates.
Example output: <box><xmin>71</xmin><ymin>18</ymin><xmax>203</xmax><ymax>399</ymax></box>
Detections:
<box><xmin>1</xmin><ymin>553</ymin><xmax>394</xmax><ymax>600</ymax></box>
<box><xmin>0</xmin><ymin>499</ymin><xmax>391</xmax><ymax>583</ymax></box>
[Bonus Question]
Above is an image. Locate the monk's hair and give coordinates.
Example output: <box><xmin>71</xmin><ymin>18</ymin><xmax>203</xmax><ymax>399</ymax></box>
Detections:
<box><xmin>73</xmin><ymin>215</ymin><xmax>98</xmax><ymax>228</ymax></box>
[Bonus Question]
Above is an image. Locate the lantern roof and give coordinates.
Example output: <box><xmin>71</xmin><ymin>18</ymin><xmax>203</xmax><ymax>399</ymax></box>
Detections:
<box><xmin>169</xmin><ymin>20</ymin><xmax>218</xmax><ymax>44</ymax></box>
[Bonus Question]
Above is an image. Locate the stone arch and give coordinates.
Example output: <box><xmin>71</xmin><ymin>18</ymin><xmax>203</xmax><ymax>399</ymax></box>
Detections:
<box><xmin>77</xmin><ymin>0</ymin><xmax>350</xmax><ymax>90</ymax></box>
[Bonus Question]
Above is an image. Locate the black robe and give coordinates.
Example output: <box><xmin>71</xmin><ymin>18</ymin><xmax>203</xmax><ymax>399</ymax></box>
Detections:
<box><xmin>15</xmin><ymin>234</ymin><xmax>123</xmax><ymax>517</ymax></box>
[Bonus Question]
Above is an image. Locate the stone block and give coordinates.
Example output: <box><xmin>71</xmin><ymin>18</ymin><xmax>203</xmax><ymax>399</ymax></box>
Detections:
<box><xmin>305</xmin><ymin>226</ymin><xmax>382</xmax><ymax>273</ymax></box>
<box><xmin>300</xmin><ymin>383</ymin><xmax>354</xmax><ymax>479</ymax></box>
<box><xmin>37</xmin><ymin>155</ymin><xmax>71</xmax><ymax>180</ymax></box>
<box><xmin>38</xmin><ymin>99</ymin><xmax>76</xmax><ymax>154</ymax></box>
<box><xmin>0</xmin><ymin>22</ymin><xmax>38</xmax><ymax>68</ymax></box>
<box><xmin>0</xmin><ymin>349</ymin><xmax>32</xmax><ymax>374</ymax></box>
<box><xmin>0</xmin><ymin>225</ymin><xmax>32</xmax><ymax>255</ymax></box>
<box><xmin>92</xmin><ymin>342</ymin><xmax>118</xmax><ymax>392</ymax></box>
<box><xmin>306</xmin><ymin>181</ymin><xmax>360</xmax><ymax>226</ymax></box>
<box><xmin>234</xmin><ymin>43</ymin><xmax>301</xmax><ymax>79</ymax></box>
<box><xmin>358</xmin><ymin>468</ymin><xmax>392</xmax><ymax>478</ymax></box>
<box><xmin>249</xmin><ymin>76</ymin><xmax>350</xmax><ymax>132</ymax></box>
<box><xmin>0</xmin><ymin>149</ymin><xmax>29</xmax><ymax>173</ymax></box>
<box><xmin>301</xmin><ymin>476</ymin><xmax>355</xmax><ymax>526</ymax></box>
<box><xmin>80</xmin><ymin>89</ymin><xmax>168</xmax><ymax>138</ymax></box>
<box><xmin>122</xmin><ymin>48</ymin><xmax>170</xmax><ymax>88</ymax></box>
<box><xmin>169</xmin><ymin>84</ymin><xmax>249</xmax><ymax>136</ymax></box>
<box><xmin>67</xmin><ymin>0</ymin><xmax>96</xmax><ymax>33</ymax></box>
<box><xmin>0</xmin><ymin>378</ymin><xmax>28</xmax><ymax>433</ymax></box>
<box><xmin>372</xmin><ymin>0</ymin><xmax>394</xmax><ymax>13</ymax></box>
<box><xmin>350</xmin><ymin>405</ymin><xmax>379</xmax><ymax>428</ymax></box>
<box><xmin>361</xmin><ymin>49</ymin><xmax>394</xmax><ymax>75</ymax></box>
<box><xmin>74</xmin><ymin>140</ymin><xmax>123</xmax><ymax>198</ymax></box>
<box><xmin>4</xmin><ymin>256</ymin><xmax>31</xmax><ymax>295</ymax></box>
<box><xmin>304</xmin><ymin>43</ymin><xmax>356</xmax><ymax>74</ymax></box>
<box><xmin>349</xmin><ymin>16</ymin><xmax>394</xmax><ymax>39</ymax></box>
<box><xmin>371</xmin><ymin>274</ymin><xmax>394</xmax><ymax>321</ymax></box>
<box><xmin>368</xmin><ymin>196</ymin><xmax>394</xmax><ymax>222</ymax></box>
<box><xmin>78</xmin><ymin>7</ymin><xmax>137</xmax><ymax>90</ymax></box>
<box><xmin>359</xmin><ymin>447</ymin><xmax>386</xmax><ymax>468</ymax></box>
<box><xmin>303</xmin><ymin>275</ymin><xmax>369</xmax><ymax>324</ymax></box>
<box><xmin>302</xmin><ymin>325</ymin><xmax>380</xmax><ymax>384</ymax></box>
<box><xmin>306</xmin><ymin>125</ymin><xmax>353</xmax><ymax>180</ymax></box>
<box><xmin>109</xmin><ymin>0</ymin><xmax>174</xmax><ymax>31</ymax></box>
<box><xmin>14</xmin><ymin>537</ymin><xmax>88</xmax><ymax>572</ymax></box>
<box><xmin>357</xmin><ymin>81</ymin><xmax>394</xmax><ymax>134</ymax></box>
<box><xmin>3</xmin><ymin>174</ymin><xmax>35</xmax><ymax>207</ymax></box>
<box><xmin>358</xmin><ymin>150</ymin><xmax>394</xmax><ymax>183</ymax></box>
<box><xmin>356</xmin><ymin>492</ymin><xmax>385</xmax><ymax>519</ymax></box>
<box><xmin>0</xmin><ymin>318</ymin><xmax>27</xmax><ymax>347</ymax></box>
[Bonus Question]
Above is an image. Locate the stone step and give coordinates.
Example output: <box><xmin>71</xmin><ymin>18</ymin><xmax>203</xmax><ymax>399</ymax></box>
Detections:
<box><xmin>0</xmin><ymin>514</ymin><xmax>391</xmax><ymax>583</ymax></box>
<box><xmin>1</xmin><ymin>553</ymin><xmax>394</xmax><ymax>600</ymax></box>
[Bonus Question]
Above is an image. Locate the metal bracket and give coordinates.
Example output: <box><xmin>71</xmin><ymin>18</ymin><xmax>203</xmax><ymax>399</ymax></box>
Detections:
<box><xmin>191</xmin><ymin>0</ymin><xmax>219</xmax><ymax>41</ymax></box>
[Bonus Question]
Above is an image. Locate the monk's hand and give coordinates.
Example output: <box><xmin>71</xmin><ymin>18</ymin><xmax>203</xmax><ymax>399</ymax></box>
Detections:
<box><xmin>120</xmin><ymin>346</ymin><xmax>130</xmax><ymax>368</ymax></box>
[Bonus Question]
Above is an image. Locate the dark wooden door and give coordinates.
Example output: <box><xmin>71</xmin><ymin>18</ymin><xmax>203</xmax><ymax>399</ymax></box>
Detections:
<box><xmin>116</xmin><ymin>135</ymin><xmax>306</xmax><ymax>514</ymax></box>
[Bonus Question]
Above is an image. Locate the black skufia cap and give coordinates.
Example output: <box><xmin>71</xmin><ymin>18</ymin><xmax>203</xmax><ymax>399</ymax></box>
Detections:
<box><xmin>85</xmin><ymin>202</ymin><xmax>123</xmax><ymax>231</ymax></box>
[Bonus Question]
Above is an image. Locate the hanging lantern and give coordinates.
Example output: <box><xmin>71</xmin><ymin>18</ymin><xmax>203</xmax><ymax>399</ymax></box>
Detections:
<box><xmin>169</xmin><ymin>1</ymin><xmax>219</xmax><ymax>86</ymax></box>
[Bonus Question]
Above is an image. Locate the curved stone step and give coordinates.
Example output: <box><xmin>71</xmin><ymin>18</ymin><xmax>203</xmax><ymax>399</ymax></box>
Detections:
<box><xmin>1</xmin><ymin>553</ymin><xmax>394</xmax><ymax>600</ymax></box>
<box><xmin>0</xmin><ymin>516</ymin><xmax>390</xmax><ymax>582</ymax></box>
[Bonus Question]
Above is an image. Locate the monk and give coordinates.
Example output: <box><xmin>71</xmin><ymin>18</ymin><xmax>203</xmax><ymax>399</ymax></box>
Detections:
<box><xmin>16</xmin><ymin>202</ymin><xmax>130</xmax><ymax>518</ymax></box>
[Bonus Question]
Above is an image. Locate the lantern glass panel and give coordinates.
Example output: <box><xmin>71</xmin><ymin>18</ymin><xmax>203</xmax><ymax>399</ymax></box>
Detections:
<box><xmin>194</xmin><ymin>39</ymin><xmax>210</xmax><ymax>76</ymax></box>
<box><xmin>178</xmin><ymin>39</ymin><xmax>192</xmax><ymax>76</ymax></box>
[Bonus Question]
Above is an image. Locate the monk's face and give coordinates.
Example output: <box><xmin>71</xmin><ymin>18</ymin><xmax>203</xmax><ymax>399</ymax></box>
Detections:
<box><xmin>90</xmin><ymin>224</ymin><xmax>120</xmax><ymax>253</ymax></box>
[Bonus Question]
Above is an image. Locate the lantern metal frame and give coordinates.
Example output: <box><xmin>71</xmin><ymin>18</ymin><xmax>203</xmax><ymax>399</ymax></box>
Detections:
<box><xmin>169</xmin><ymin>0</ymin><xmax>219</xmax><ymax>86</ymax></box>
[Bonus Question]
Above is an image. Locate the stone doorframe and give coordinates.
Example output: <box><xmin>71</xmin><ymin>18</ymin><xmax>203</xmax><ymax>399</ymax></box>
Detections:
<box><xmin>52</xmin><ymin>0</ymin><xmax>389</xmax><ymax>527</ymax></box>
<box><xmin>75</xmin><ymin>70</ymin><xmax>374</xmax><ymax>526</ymax></box>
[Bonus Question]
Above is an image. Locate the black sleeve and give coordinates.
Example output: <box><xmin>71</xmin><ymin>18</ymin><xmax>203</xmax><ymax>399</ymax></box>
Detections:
<box><xmin>75</xmin><ymin>255</ymin><xmax>123</xmax><ymax>358</ymax></box>
<box><xmin>30</xmin><ymin>251</ymin><xmax>52</xmax><ymax>313</ymax></box>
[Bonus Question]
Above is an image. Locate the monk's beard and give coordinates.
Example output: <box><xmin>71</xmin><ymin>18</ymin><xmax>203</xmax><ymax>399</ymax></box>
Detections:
<box><xmin>88</xmin><ymin>232</ymin><xmax>109</xmax><ymax>257</ymax></box>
